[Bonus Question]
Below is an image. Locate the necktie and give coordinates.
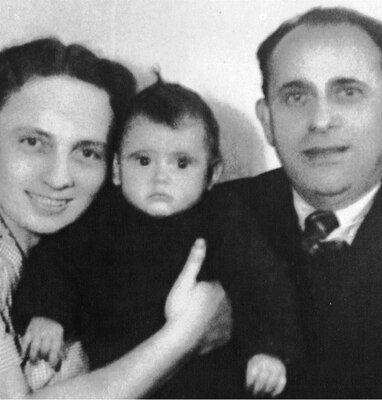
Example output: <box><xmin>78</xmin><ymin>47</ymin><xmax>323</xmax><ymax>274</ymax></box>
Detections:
<box><xmin>301</xmin><ymin>210</ymin><xmax>348</xmax><ymax>256</ymax></box>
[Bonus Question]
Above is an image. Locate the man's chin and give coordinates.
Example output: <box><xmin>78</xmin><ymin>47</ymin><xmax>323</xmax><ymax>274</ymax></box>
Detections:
<box><xmin>293</xmin><ymin>169</ymin><xmax>350</xmax><ymax>195</ymax></box>
<box><xmin>302</xmin><ymin>183</ymin><xmax>354</xmax><ymax>209</ymax></box>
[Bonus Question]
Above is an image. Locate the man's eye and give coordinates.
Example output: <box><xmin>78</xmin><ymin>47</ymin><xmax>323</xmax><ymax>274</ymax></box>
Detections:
<box><xmin>284</xmin><ymin>92</ymin><xmax>307</xmax><ymax>105</ymax></box>
<box><xmin>177</xmin><ymin>157</ymin><xmax>189</xmax><ymax>169</ymax></box>
<box><xmin>339</xmin><ymin>87</ymin><xmax>362</xmax><ymax>98</ymax></box>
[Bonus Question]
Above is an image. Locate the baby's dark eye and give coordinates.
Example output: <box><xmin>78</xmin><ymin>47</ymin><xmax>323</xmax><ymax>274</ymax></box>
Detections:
<box><xmin>139</xmin><ymin>156</ymin><xmax>150</xmax><ymax>166</ymax></box>
<box><xmin>26</xmin><ymin>137</ymin><xmax>38</xmax><ymax>146</ymax></box>
<box><xmin>177</xmin><ymin>157</ymin><xmax>189</xmax><ymax>169</ymax></box>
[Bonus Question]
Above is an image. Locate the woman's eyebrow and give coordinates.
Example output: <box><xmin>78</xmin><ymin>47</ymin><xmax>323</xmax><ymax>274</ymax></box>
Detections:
<box><xmin>15</xmin><ymin>127</ymin><xmax>51</xmax><ymax>138</ymax></box>
<box><xmin>74</xmin><ymin>140</ymin><xmax>107</xmax><ymax>148</ymax></box>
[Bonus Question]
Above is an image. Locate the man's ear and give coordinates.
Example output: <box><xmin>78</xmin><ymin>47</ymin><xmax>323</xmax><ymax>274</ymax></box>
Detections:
<box><xmin>112</xmin><ymin>154</ymin><xmax>121</xmax><ymax>186</ymax></box>
<box><xmin>207</xmin><ymin>161</ymin><xmax>223</xmax><ymax>190</ymax></box>
<box><xmin>256</xmin><ymin>98</ymin><xmax>275</xmax><ymax>147</ymax></box>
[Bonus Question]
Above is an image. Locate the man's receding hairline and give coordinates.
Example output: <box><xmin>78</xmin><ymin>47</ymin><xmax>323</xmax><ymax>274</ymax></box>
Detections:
<box><xmin>266</xmin><ymin>20</ymin><xmax>382</xmax><ymax>94</ymax></box>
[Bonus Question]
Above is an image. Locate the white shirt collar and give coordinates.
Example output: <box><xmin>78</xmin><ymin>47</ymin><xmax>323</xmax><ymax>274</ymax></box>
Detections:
<box><xmin>293</xmin><ymin>183</ymin><xmax>381</xmax><ymax>244</ymax></box>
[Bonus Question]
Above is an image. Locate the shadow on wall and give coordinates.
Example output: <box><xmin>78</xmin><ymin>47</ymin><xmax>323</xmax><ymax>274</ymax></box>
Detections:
<box><xmin>210</xmin><ymin>98</ymin><xmax>267</xmax><ymax>182</ymax></box>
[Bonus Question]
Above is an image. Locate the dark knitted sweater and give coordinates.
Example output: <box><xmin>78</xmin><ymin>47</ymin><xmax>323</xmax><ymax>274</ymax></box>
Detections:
<box><xmin>13</xmin><ymin>184</ymin><xmax>304</xmax><ymax>398</ymax></box>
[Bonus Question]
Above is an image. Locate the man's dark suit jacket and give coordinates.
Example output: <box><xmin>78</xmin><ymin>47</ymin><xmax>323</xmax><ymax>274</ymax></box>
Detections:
<box><xmin>218</xmin><ymin>168</ymin><xmax>382</xmax><ymax>398</ymax></box>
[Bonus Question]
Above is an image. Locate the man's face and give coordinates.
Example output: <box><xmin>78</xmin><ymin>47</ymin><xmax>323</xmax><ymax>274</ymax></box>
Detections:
<box><xmin>113</xmin><ymin>116</ymin><xmax>220</xmax><ymax>217</ymax></box>
<box><xmin>257</xmin><ymin>23</ymin><xmax>382</xmax><ymax>209</ymax></box>
<box><xmin>0</xmin><ymin>75</ymin><xmax>112</xmax><ymax>250</ymax></box>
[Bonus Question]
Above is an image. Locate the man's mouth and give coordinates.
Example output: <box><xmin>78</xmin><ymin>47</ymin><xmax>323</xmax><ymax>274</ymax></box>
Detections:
<box><xmin>303</xmin><ymin>146</ymin><xmax>349</xmax><ymax>159</ymax></box>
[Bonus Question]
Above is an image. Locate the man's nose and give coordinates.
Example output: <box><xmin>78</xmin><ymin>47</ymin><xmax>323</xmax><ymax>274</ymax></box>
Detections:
<box><xmin>308</xmin><ymin>98</ymin><xmax>336</xmax><ymax>133</ymax></box>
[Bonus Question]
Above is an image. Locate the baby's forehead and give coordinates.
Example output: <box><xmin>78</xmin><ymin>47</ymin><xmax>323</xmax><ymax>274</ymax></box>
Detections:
<box><xmin>120</xmin><ymin>114</ymin><xmax>208</xmax><ymax>151</ymax></box>
<box><xmin>123</xmin><ymin>114</ymin><xmax>207</xmax><ymax>143</ymax></box>
<box><xmin>127</xmin><ymin>113</ymin><xmax>205</xmax><ymax>131</ymax></box>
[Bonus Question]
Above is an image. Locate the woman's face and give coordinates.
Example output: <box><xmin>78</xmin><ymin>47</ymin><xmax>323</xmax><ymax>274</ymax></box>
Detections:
<box><xmin>0</xmin><ymin>75</ymin><xmax>113</xmax><ymax>251</ymax></box>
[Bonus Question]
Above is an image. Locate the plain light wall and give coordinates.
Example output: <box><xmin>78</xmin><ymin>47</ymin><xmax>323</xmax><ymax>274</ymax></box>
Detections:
<box><xmin>0</xmin><ymin>0</ymin><xmax>380</xmax><ymax>180</ymax></box>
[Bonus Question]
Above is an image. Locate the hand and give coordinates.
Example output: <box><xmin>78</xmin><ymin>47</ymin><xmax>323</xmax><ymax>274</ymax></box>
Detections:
<box><xmin>22</xmin><ymin>316</ymin><xmax>65</xmax><ymax>370</ymax></box>
<box><xmin>246</xmin><ymin>354</ymin><xmax>287</xmax><ymax>398</ymax></box>
<box><xmin>165</xmin><ymin>238</ymin><xmax>232</xmax><ymax>354</ymax></box>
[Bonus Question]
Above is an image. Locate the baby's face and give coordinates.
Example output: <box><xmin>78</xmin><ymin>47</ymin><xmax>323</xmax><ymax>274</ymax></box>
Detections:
<box><xmin>113</xmin><ymin>115</ymin><xmax>211</xmax><ymax>217</ymax></box>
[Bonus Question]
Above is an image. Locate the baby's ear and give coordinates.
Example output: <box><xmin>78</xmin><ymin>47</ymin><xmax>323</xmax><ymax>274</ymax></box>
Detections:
<box><xmin>112</xmin><ymin>154</ymin><xmax>121</xmax><ymax>186</ymax></box>
<box><xmin>207</xmin><ymin>161</ymin><xmax>223</xmax><ymax>190</ymax></box>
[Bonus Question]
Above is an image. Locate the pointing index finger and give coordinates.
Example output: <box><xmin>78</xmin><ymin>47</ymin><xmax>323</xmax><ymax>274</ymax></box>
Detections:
<box><xmin>173</xmin><ymin>238</ymin><xmax>206</xmax><ymax>292</ymax></box>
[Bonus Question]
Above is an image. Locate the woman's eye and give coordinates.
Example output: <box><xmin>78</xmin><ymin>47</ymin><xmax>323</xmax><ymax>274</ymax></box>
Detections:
<box><xmin>21</xmin><ymin>137</ymin><xmax>40</xmax><ymax>146</ymax></box>
<box><xmin>82</xmin><ymin>149</ymin><xmax>100</xmax><ymax>159</ymax></box>
<box><xmin>20</xmin><ymin>136</ymin><xmax>45</xmax><ymax>152</ymax></box>
<box><xmin>74</xmin><ymin>146</ymin><xmax>105</xmax><ymax>164</ymax></box>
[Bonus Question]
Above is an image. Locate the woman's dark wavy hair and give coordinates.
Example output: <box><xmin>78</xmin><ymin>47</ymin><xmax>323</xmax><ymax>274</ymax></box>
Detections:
<box><xmin>257</xmin><ymin>7</ymin><xmax>382</xmax><ymax>99</ymax></box>
<box><xmin>118</xmin><ymin>71</ymin><xmax>221</xmax><ymax>181</ymax></box>
<box><xmin>0</xmin><ymin>37</ymin><xmax>136</xmax><ymax>149</ymax></box>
